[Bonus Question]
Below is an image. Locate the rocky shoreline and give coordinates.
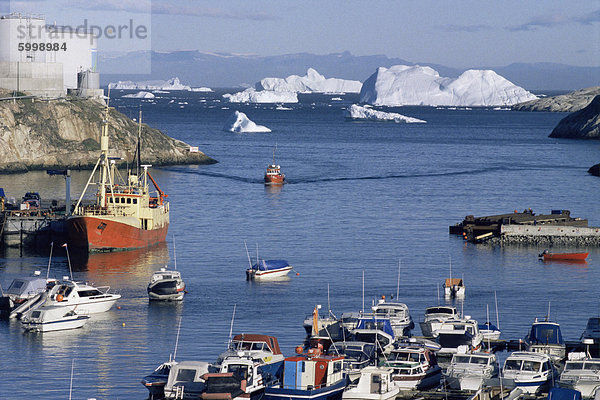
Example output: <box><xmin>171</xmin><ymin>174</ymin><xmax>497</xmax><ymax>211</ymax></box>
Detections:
<box><xmin>512</xmin><ymin>86</ymin><xmax>600</xmax><ymax>112</ymax></box>
<box><xmin>549</xmin><ymin>95</ymin><xmax>600</xmax><ymax>139</ymax></box>
<box><xmin>0</xmin><ymin>92</ymin><xmax>216</xmax><ymax>173</ymax></box>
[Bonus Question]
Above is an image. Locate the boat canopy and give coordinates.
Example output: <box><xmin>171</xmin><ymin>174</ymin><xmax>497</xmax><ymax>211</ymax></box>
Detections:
<box><xmin>445</xmin><ymin>278</ymin><xmax>463</xmax><ymax>286</ymax></box>
<box><xmin>528</xmin><ymin>323</ymin><xmax>564</xmax><ymax>345</ymax></box>
<box><xmin>355</xmin><ymin>317</ymin><xmax>395</xmax><ymax>337</ymax></box>
<box><xmin>6</xmin><ymin>276</ymin><xmax>48</xmax><ymax>297</ymax></box>
<box><xmin>425</xmin><ymin>306</ymin><xmax>458</xmax><ymax>316</ymax></box>
<box><xmin>252</xmin><ymin>260</ymin><xmax>290</xmax><ymax>271</ymax></box>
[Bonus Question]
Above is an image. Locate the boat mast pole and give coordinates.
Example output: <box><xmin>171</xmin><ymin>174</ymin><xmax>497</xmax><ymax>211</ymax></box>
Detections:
<box><xmin>69</xmin><ymin>359</ymin><xmax>74</xmax><ymax>400</ymax></box>
<box><xmin>137</xmin><ymin>108</ymin><xmax>142</xmax><ymax>179</ymax></box>
<box><xmin>362</xmin><ymin>270</ymin><xmax>365</xmax><ymax>314</ymax></box>
<box><xmin>228</xmin><ymin>304</ymin><xmax>237</xmax><ymax>346</ymax></box>
<box><xmin>244</xmin><ymin>241</ymin><xmax>253</xmax><ymax>268</ymax></box>
<box><xmin>396</xmin><ymin>259</ymin><xmax>401</xmax><ymax>300</ymax></box>
<box><xmin>98</xmin><ymin>90</ymin><xmax>111</xmax><ymax>208</ymax></box>
<box><xmin>46</xmin><ymin>241</ymin><xmax>53</xmax><ymax>280</ymax></box>
<box><xmin>173</xmin><ymin>235</ymin><xmax>177</xmax><ymax>270</ymax></box>
<box><xmin>173</xmin><ymin>316</ymin><xmax>182</xmax><ymax>360</ymax></box>
<box><xmin>495</xmin><ymin>290</ymin><xmax>500</xmax><ymax>330</ymax></box>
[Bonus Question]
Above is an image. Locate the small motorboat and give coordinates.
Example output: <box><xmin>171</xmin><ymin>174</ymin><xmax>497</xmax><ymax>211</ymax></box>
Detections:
<box><xmin>141</xmin><ymin>359</ymin><xmax>178</xmax><ymax>399</ymax></box>
<box><xmin>444</xmin><ymin>278</ymin><xmax>465</xmax><ymax>298</ymax></box>
<box><xmin>434</xmin><ymin>318</ymin><xmax>483</xmax><ymax>359</ymax></box>
<box><xmin>45</xmin><ymin>278</ymin><xmax>121</xmax><ymax>314</ymax></box>
<box><xmin>342</xmin><ymin>366</ymin><xmax>399</xmax><ymax>400</ymax></box>
<box><xmin>382</xmin><ymin>341</ymin><xmax>442</xmax><ymax>391</ymax></box>
<box><xmin>264</xmin><ymin>147</ymin><xmax>285</xmax><ymax>185</ymax></box>
<box><xmin>371</xmin><ymin>297</ymin><xmax>415</xmax><ymax>338</ymax></box>
<box><xmin>502</xmin><ymin>351</ymin><xmax>557</xmax><ymax>394</ymax></box>
<box><xmin>246</xmin><ymin>259</ymin><xmax>292</xmax><ymax>281</ymax></box>
<box><xmin>20</xmin><ymin>304</ymin><xmax>90</xmax><ymax>332</ymax></box>
<box><xmin>558</xmin><ymin>352</ymin><xmax>600</xmax><ymax>398</ymax></box>
<box><xmin>148</xmin><ymin>268</ymin><xmax>186</xmax><ymax>301</ymax></box>
<box><xmin>445</xmin><ymin>351</ymin><xmax>499</xmax><ymax>391</ymax></box>
<box><xmin>419</xmin><ymin>305</ymin><xmax>460</xmax><ymax>337</ymax></box>
<box><xmin>524</xmin><ymin>318</ymin><xmax>566</xmax><ymax>362</ymax></box>
<box><xmin>539</xmin><ymin>250</ymin><xmax>589</xmax><ymax>262</ymax></box>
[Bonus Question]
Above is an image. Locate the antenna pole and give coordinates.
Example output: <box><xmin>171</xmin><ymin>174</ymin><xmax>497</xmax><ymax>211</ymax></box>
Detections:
<box><xmin>362</xmin><ymin>270</ymin><xmax>365</xmax><ymax>313</ymax></box>
<box><xmin>47</xmin><ymin>241</ymin><xmax>54</xmax><ymax>279</ymax></box>
<box><xmin>327</xmin><ymin>283</ymin><xmax>331</xmax><ymax>316</ymax></box>
<box><xmin>396</xmin><ymin>259</ymin><xmax>401</xmax><ymax>300</ymax></box>
<box><xmin>495</xmin><ymin>290</ymin><xmax>500</xmax><ymax>329</ymax></box>
<box><xmin>173</xmin><ymin>316</ymin><xmax>182</xmax><ymax>360</ymax></box>
<box><xmin>173</xmin><ymin>235</ymin><xmax>177</xmax><ymax>270</ymax></box>
<box><xmin>244</xmin><ymin>240</ymin><xmax>253</xmax><ymax>268</ymax></box>
<box><xmin>69</xmin><ymin>359</ymin><xmax>74</xmax><ymax>400</ymax></box>
<box><xmin>64</xmin><ymin>243</ymin><xmax>73</xmax><ymax>280</ymax></box>
<box><xmin>137</xmin><ymin>107</ymin><xmax>142</xmax><ymax>178</ymax></box>
<box><xmin>228</xmin><ymin>304</ymin><xmax>237</xmax><ymax>345</ymax></box>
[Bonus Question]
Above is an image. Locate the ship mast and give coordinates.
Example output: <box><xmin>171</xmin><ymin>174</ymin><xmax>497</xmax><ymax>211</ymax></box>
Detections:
<box><xmin>98</xmin><ymin>95</ymin><xmax>111</xmax><ymax>207</ymax></box>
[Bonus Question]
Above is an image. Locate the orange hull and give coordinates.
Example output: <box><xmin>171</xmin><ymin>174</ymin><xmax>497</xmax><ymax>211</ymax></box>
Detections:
<box><xmin>264</xmin><ymin>174</ymin><xmax>285</xmax><ymax>185</ymax></box>
<box><xmin>543</xmin><ymin>252</ymin><xmax>589</xmax><ymax>261</ymax></box>
<box><xmin>66</xmin><ymin>216</ymin><xmax>168</xmax><ymax>252</ymax></box>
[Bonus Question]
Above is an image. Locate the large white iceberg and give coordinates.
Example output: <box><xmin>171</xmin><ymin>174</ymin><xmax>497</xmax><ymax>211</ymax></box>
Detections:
<box><xmin>223</xmin><ymin>88</ymin><xmax>298</xmax><ymax>103</ymax></box>
<box><xmin>109</xmin><ymin>77</ymin><xmax>192</xmax><ymax>91</ymax></box>
<box><xmin>345</xmin><ymin>104</ymin><xmax>426</xmax><ymax>123</ymax></box>
<box><xmin>122</xmin><ymin>91</ymin><xmax>155</xmax><ymax>99</ymax></box>
<box><xmin>359</xmin><ymin>65</ymin><xmax>538</xmax><ymax>106</ymax></box>
<box><xmin>256</xmin><ymin>68</ymin><xmax>362</xmax><ymax>93</ymax></box>
<box><xmin>223</xmin><ymin>111</ymin><xmax>272</xmax><ymax>133</ymax></box>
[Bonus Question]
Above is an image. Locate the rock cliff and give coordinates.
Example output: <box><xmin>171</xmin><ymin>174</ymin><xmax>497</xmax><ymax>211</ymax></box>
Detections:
<box><xmin>549</xmin><ymin>95</ymin><xmax>600</xmax><ymax>139</ymax></box>
<box><xmin>589</xmin><ymin>163</ymin><xmax>600</xmax><ymax>177</ymax></box>
<box><xmin>0</xmin><ymin>92</ymin><xmax>216</xmax><ymax>172</ymax></box>
<box><xmin>512</xmin><ymin>86</ymin><xmax>600</xmax><ymax>112</ymax></box>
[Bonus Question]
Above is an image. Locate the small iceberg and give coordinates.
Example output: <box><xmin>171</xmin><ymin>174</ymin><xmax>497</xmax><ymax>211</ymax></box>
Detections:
<box><xmin>275</xmin><ymin>105</ymin><xmax>293</xmax><ymax>111</ymax></box>
<box><xmin>223</xmin><ymin>111</ymin><xmax>272</xmax><ymax>133</ymax></box>
<box><xmin>123</xmin><ymin>91</ymin><xmax>155</xmax><ymax>99</ymax></box>
<box><xmin>190</xmin><ymin>87</ymin><xmax>213</xmax><ymax>92</ymax></box>
<box><xmin>344</xmin><ymin>104</ymin><xmax>426</xmax><ymax>123</ymax></box>
<box><xmin>223</xmin><ymin>88</ymin><xmax>298</xmax><ymax>103</ymax></box>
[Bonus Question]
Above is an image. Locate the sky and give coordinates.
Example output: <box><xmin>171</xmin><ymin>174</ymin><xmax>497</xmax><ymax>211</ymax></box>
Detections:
<box><xmin>2</xmin><ymin>0</ymin><xmax>600</xmax><ymax>68</ymax></box>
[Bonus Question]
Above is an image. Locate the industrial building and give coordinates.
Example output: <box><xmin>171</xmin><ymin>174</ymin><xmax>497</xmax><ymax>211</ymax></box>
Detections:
<box><xmin>0</xmin><ymin>13</ymin><xmax>102</xmax><ymax>97</ymax></box>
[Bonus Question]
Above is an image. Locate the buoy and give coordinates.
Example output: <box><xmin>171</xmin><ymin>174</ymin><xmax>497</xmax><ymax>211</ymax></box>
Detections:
<box><xmin>122</xmin><ymin>323</ymin><xmax>126</xmax><ymax>327</ymax></box>
<box><xmin>295</xmin><ymin>346</ymin><xmax>303</xmax><ymax>354</ymax></box>
<box><xmin>296</xmin><ymin>272</ymin><xmax>300</xmax><ymax>276</ymax></box>
<box><xmin>56</xmin><ymin>294</ymin><xmax>64</xmax><ymax>302</ymax></box>
<box><xmin>117</xmin><ymin>306</ymin><xmax>121</xmax><ymax>310</ymax></box>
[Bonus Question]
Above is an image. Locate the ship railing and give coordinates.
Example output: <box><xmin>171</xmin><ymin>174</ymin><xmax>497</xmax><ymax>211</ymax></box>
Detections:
<box><xmin>75</xmin><ymin>206</ymin><xmax>133</xmax><ymax>217</ymax></box>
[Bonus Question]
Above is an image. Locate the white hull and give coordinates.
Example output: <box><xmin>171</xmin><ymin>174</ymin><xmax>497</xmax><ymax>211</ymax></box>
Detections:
<box><xmin>148</xmin><ymin>292</ymin><xmax>185</xmax><ymax>301</ymax></box>
<box><xmin>62</xmin><ymin>297</ymin><xmax>120</xmax><ymax>314</ymax></box>
<box><xmin>444</xmin><ymin>287</ymin><xmax>465</xmax><ymax>298</ymax></box>
<box><xmin>21</xmin><ymin>315</ymin><xmax>89</xmax><ymax>332</ymax></box>
<box><xmin>343</xmin><ymin>387</ymin><xmax>399</xmax><ymax>400</ymax></box>
<box><xmin>247</xmin><ymin>266</ymin><xmax>292</xmax><ymax>280</ymax></box>
<box><xmin>393</xmin><ymin>371</ymin><xmax>441</xmax><ymax>391</ymax></box>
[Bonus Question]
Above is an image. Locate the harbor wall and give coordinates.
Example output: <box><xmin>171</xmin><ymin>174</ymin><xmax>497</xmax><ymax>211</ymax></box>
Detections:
<box><xmin>500</xmin><ymin>224</ymin><xmax>600</xmax><ymax>245</ymax></box>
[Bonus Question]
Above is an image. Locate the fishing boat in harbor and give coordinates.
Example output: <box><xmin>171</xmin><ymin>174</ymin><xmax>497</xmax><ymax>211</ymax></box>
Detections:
<box><xmin>558</xmin><ymin>353</ymin><xmax>600</xmax><ymax>398</ymax></box>
<box><xmin>264</xmin><ymin>147</ymin><xmax>285</xmax><ymax>185</ymax></box>
<box><xmin>445</xmin><ymin>351</ymin><xmax>499</xmax><ymax>391</ymax></box>
<box><xmin>350</xmin><ymin>315</ymin><xmax>396</xmax><ymax>355</ymax></box>
<box><xmin>524</xmin><ymin>318</ymin><xmax>566</xmax><ymax>362</ymax></box>
<box><xmin>382</xmin><ymin>341</ymin><xmax>442</xmax><ymax>391</ymax></box>
<box><xmin>216</xmin><ymin>334</ymin><xmax>285</xmax><ymax>367</ymax></box>
<box><xmin>539</xmin><ymin>250</ymin><xmax>589</xmax><ymax>262</ymax></box>
<box><xmin>148</xmin><ymin>268</ymin><xmax>186</xmax><ymax>301</ymax></box>
<box><xmin>502</xmin><ymin>351</ymin><xmax>557</xmax><ymax>394</ymax></box>
<box><xmin>66</xmin><ymin>107</ymin><xmax>169</xmax><ymax>252</ymax></box>
<box><xmin>342</xmin><ymin>366</ymin><xmax>400</xmax><ymax>400</ymax></box>
<box><xmin>20</xmin><ymin>304</ymin><xmax>89</xmax><ymax>332</ymax></box>
<box><xmin>263</xmin><ymin>347</ymin><xmax>347</xmax><ymax>400</ymax></box>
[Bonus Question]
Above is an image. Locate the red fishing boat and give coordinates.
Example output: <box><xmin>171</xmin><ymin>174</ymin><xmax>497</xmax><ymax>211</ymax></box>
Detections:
<box><xmin>264</xmin><ymin>147</ymin><xmax>285</xmax><ymax>185</ymax></box>
<box><xmin>539</xmin><ymin>250</ymin><xmax>589</xmax><ymax>261</ymax></box>
<box><xmin>66</xmin><ymin>107</ymin><xmax>169</xmax><ymax>252</ymax></box>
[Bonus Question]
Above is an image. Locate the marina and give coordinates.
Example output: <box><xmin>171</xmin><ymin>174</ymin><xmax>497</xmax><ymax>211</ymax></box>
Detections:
<box><xmin>0</xmin><ymin>92</ymin><xmax>598</xmax><ymax>399</ymax></box>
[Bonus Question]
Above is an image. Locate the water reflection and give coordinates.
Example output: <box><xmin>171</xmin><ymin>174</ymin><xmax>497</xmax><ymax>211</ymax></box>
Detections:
<box><xmin>264</xmin><ymin>184</ymin><xmax>283</xmax><ymax>195</ymax></box>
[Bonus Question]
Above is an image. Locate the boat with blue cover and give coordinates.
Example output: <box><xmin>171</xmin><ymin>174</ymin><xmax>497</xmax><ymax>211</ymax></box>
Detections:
<box><xmin>264</xmin><ymin>347</ymin><xmax>348</xmax><ymax>400</ymax></box>
<box><xmin>351</xmin><ymin>315</ymin><xmax>396</xmax><ymax>355</ymax></box>
<box><xmin>525</xmin><ymin>318</ymin><xmax>566</xmax><ymax>362</ymax></box>
<box><xmin>246</xmin><ymin>259</ymin><xmax>292</xmax><ymax>281</ymax></box>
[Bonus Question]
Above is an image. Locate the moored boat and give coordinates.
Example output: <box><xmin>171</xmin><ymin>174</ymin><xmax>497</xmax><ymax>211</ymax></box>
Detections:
<box><xmin>525</xmin><ymin>318</ymin><xmax>566</xmax><ymax>362</ymax></box>
<box><xmin>66</xmin><ymin>106</ymin><xmax>169</xmax><ymax>252</ymax></box>
<box><xmin>444</xmin><ymin>278</ymin><xmax>465</xmax><ymax>298</ymax></box>
<box><xmin>342</xmin><ymin>366</ymin><xmax>400</xmax><ymax>400</ymax></box>
<box><xmin>371</xmin><ymin>297</ymin><xmax>415</xmax><ymax>337</ymax></box>
<box><xmin>42</xmin><ymin>279</ymin><xmax>121</xmax><ymax>314</ymax></box>
<box><xmin>246</xmin><ymin>259</ymin><xmax>292</xmax><ymax>281</ymax></box>
<box><xmin>434</xmin><ymin>318</ymin><xmax>483</xmax><ymax>359</ymax></box>
<box><xmin>420</xmin><ymin>305</ymin><xmax>460</xmax><ymax>337</ymax></box>
<box><xmin>141</xmin><ymin>359</ymin><xmax>178</xmax><ymax>399</ymax></box>
<box><xmin>20</xmin><ymin>304</ymin><xmax>90</xmax><ymax>332</ymax></box>
<box><xmin>502</xmin><ymin>351</ymin><xmax>557</xmax><ymax>394</ymax></box>
<box><xmin>148</xmin><ymin>268</ymin><xmax>186</xmax><ymax>301</ymax></box>
<box><xmin>382</xmin><ymin>341</ymin><xmax>442</xmax><ymax>391</ymax></box>
<box><xmin>445</xmin><ymin>351</ymin><xmax>499</xmax><ymax>391</ymax></box>
<box><xmin>540</xmin><ymin>250</ymin><xmax>589</xmax><ymax>261</ymax></box>
<box><xmin>558</xmin><ymin>353</ymin><xmax>600</xmax><ymax>398</ymax></box>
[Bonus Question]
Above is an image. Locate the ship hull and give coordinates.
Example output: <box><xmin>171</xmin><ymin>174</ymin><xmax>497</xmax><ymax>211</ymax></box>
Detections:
<box><xmin>66</xmin><ymin>215</ymin><xmax>168</xmax><ymax>252</ymax></box>
<box><xmin>264</xmin><ymin>175</ymin><xmax>285</xmax><ymax>185</ymax></box>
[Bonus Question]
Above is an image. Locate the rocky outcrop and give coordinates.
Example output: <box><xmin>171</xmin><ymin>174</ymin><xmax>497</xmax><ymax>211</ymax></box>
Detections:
<box><xmin>549</xmin><ymin>95</ymin><xmax>600</xmax><ymax>139</ymax></box>
<box><xmin>589</xmin><ymin>163</ymin><xmax>600</xmax><ymax>177</ymax></box>
<box><xmin>513</xmin><ymin>86</ymin><xmax>600</xmax><ymax>112</ymax></box>
<box><xmin>0</xmin><ymin>94</ymin><xmax>216</xmax><ymax>172</ymax></box>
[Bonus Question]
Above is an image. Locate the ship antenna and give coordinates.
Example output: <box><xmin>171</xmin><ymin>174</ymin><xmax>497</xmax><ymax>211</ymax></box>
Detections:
<box><xmin>46</xmin><ymin>241</ymin><xmax>53</xmax><ymax>280</ymax></box>
<box><xmin>63</xmin><ymin>243</ymin><xmax>73</xmax><ymax>280</ymax></box>
<box><xmin>173</xmin><ymin>235</ymin><xmax>177</xmax><ymax>270</ymax></box>
<box><xmin>495</xmin><ymin>290</ymin><xmax>500</xmax><ymax>330</ymax></box>
<box><xmin>244</xmin><ymin>240</ymin><xmax>253</xmax><ymax>269</ymax></box>
<box><xmin>396</xmin><ymin>259</ymin><xmax>401</xmax><ymax>300</ymax></box>
<box><xmin>272</xmin><ymin>144</ymin><xmax>276</xmax><ymax>165</ymax></box>
<box><xmin>137</xmin><ymin>107</ymin><xmax>142</xmax><ymax>178</ymax></box>
<box><xmin>69</xmin><ymin>359</ymin><xmax>75</xmax><ymax>400</ymax></box>
<box><xmin>173</xmin><ymin>316</ymin><xmax>182</xmax><ymax>361</ymax></box>
<box><xmin>228</xmin><ymin>304</ymin><xmax>237</xmax><ymax>346</ymax></box>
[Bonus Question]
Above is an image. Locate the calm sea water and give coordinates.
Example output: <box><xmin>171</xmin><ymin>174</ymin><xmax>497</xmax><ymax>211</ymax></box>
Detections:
<box><xmin>0</xmin><ymin>90</ymin><xmax>599</xmax><ymax>399</ymax></box>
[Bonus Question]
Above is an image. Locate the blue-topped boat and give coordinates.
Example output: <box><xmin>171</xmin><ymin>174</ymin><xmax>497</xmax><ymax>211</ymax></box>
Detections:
<box><xmin>525</xmin><ymin>319</ymin><xmax>566</xmax><ymax>362</ymax></box>
<box><xmin>351</xmin><ymin>316</ymin><xmax>396</xmax><ymax>354</ymax></box>
<box><xmin>246</xmin><ymin>259</ymin><xmax>292</xmax><ymax>281</ymax></box>
<box><xmin>264</xmin><ymin>348</ymin><xmax>347</xmax><ymax>400</ymax></box>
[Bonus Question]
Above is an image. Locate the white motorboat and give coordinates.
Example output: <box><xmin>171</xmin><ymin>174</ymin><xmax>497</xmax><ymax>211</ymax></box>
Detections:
<box><xmin>558</xmin><ymin>353</ymin><xmax>600</xmax><ymax>398</ymax></box>
<box><xmin>1</xmin><ymin>271</ymin><xmax>58</xmax><ymax>318</ymax></box>
<box><xmin>148</xmin><ymin>268</ymin><xmax>186</xmax><ymax>301</ymax></box>
<box><xmin>445</xmin><ymin>351</ymin><xmax>499</xmax><ymax>391</ymax></box>
<box><xmin>581</xmin><ymin>318</ymin><xmax>600</xmax><ymax>344</ymax></box>
<box><xmin>502</xmin><ymin>351</ymin><xmax>557</xmax><ymax>394</ymax></box>
<box><xmin>330</xmin><ymin>341</ymin><xmax>376</xmax><ymax>381</ymax></box>
<box><xmin>382</xmin><ymin>342</ymin><xmax>442</xmax><ymax>391</ymax></box>
<box><xmin>216</xmin><ymin>334</ymin><xmax>285</xmax><ymax>367</ymax></box>
<box><xmin>246</xmin><ymin>259</ymin><xmax>292</xmax><ymax>281</ymax></box>
<box><xmin>20</xmin><ymin>305</ymin><xmax>90</xmax><ymax>332</ymax></box>
<box><xmin>434</xmin><ymin>318</ymin><xmax>483</xmax><ymax>358</ymax></box>
<box><xmin>371</xmin><ymin>297</ymin><xmax>415</xmax><ymax>337</ymax></box>
<box><xmin>444</xmin><ymin>278</ymin><xmax>465</xmax><ymax>298</ymax></box>
<box><xmin>343</xmin><ymin>366</ymin><xmax>400</xmax><ymax>400</ymax></box>
<box><xmin>419</xmin><ymin>306</ymin><xmax>460</xmax><ymax>337</ymax></box>
<box><xmin>45</xmin><ymin>279</ymin><xmax>121</xmax><ymax>314</ymax></box>
<box><xmin>479</xmin><ymin>321</ymin><xmax>502</xmax><ymax>341</ymax></box>
<box><xmin>525</xmin><ymin>318</ymin><xmax>566</xmax><ymax>362</ymax></box>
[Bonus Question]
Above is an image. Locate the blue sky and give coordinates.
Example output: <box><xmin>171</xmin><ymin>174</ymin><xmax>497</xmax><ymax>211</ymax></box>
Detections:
<box><xmin>4</xmin><ymin>0</ymin><xmax>600</xmax><ymax>68</ymax></box>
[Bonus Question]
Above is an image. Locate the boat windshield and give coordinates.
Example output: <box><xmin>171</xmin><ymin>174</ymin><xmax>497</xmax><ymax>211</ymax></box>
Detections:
<box><xmin>426</xmin><ymin>307</ymin><xmax>455</xmax><ymax>316</ymax></box>
<box><xmin>233</xmin><ymin>341</ymin><xmax>265</xmax><ymax>351</ymax></box>
<box><xmin>77</xmin><ymin>289</ymin><xmax>104</xmax><ymax>297</ymax></box>
<box><xmin>226</xmin><ymin>364</ymin><xmax>249</xmax><ymax>380</ymax></box>
<box><xmin>176</xmin><ymin>369</ymin><xmax>197</xmax><ymax>382</ymax></box>
<box><xmin>529</xmin><ymin>323</ymin><xmax>564</xmax><ymax>345</ymax></box>
<box><xmin>454</xmin><ymin>355</ymin><xmax>472</xmax><ymax>364</ymax></box>
<box><xmin>585</xmin><ymin>362</ymin><xmax>600</xmax><ymax>371</ymax></box>
<box><xmin>389</xmin><ymin>351</ymin><xmax>421</xmax><ymax>362</ymax></box>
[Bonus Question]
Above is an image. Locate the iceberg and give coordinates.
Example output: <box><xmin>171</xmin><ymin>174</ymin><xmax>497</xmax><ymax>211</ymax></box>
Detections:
<box><xmin>359</xmin><ymin>65</ymin><xmax>538</xmax><ymax>106</ymax></box>
<box><xmin>223</xmin><ymin>88</ymin><xmax>298</xmax><ymax>103</ymax></box>
<box><xmin>256</xmin><ymin>68</ymin><xmax>362</xmax><ymax>93</ymax></box>
<box><xmin>190</xmin><ymin>87</ymin><xmax>213</xmax><ymax>92</ymax></box>
<box><xmin>223</xmin><ymin>111</ymin><xmax>272</xmax><ymax>133</ymax></box>
<box><xmin>345</xmin><ymin>104</ymin><xmax>426</xmax><ymax>123</ymax></box>
<box><xmin>109</xmin><ymin>77</ymin><xmax>192</xmax><ymax>91</ymax></box>
<box><xmin>122</xmin><ymin>91</ymin><xmax>155</xmax><ymax>99</ymax></box>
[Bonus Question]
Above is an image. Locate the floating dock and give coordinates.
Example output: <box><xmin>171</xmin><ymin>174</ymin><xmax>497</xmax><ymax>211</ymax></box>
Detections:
<box><xmin>0</xmin><ymin>209</ymin><xmax>66</xmax><ymax>248</ymax></box>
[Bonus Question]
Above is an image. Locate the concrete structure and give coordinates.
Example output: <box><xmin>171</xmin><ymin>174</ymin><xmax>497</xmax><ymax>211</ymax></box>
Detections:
<box><xmin>0</xmin><ymin>13</ymin><xmax>98</xmax><ymax>96</ymax></box>
<box><xmin>500</xmin><ymin>224</ymin><xmax>600</xmax><ymax>246</ymax></box>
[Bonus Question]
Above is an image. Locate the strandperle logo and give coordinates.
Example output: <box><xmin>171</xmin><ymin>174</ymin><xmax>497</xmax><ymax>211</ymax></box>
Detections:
<box><xmin>16</xmin><ymin>19</ymin><xmax>148</xmax><ymax>44</ymax></box>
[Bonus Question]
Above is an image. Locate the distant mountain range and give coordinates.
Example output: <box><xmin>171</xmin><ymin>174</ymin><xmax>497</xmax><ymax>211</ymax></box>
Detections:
<box><xmin>99</xmin><ymin>50</ymin><xmax>599</xmax><ymax>92</ymax></box>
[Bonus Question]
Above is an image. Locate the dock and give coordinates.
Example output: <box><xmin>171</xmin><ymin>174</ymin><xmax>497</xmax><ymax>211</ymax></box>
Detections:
<box><xmin>0</xmin><ymin>209</ymin><xmax>67</xmax><ymax>249</ymax></box>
